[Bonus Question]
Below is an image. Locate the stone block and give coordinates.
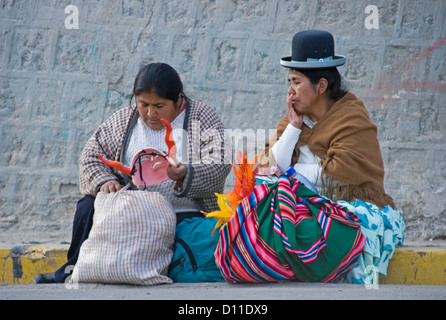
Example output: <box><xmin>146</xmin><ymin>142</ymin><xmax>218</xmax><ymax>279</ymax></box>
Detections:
<box><xmin>121</xmin><ymin>0</ymin><xmax>156</xmax><ymax>20</ymax></box>
<box><xmin>206</xmin><ymin>37</ymin><xmax>246</xmax><ymax>82</ymax></box>
<box><xmin>85</xmin><ymin>0</ymin><xmax>121</xmax><ymax>25</ymax></box>
<box><xmin>373</xmin><ymin>97</ymin><xmax>402</xmax><ymax>141</ymax></box>
<box><xmin>273</xmin><ymin>0</ymin><xmax>312</xmax><ymax>34</ymax></box>
<box><xmin>195</xmin><ymin>0</ymin><xmax>219</xmax><ymax>30</ymax></box>
<box><xmin>399</xmin><ymin>0</ymin><xmax>442</xmax><ymax>41</ymax></box>
<box><xmin>150</xmin><ymin>0</ymin><xmax>197</xmax><ymax>31</ymax></box>
<box><xmin>247</xmin><ymin>39</ymin><xmax>289</xmax><ymax>85</ymax></box>
<box><xmin>189</xmin><ymin>86</ymin><xmax>234</xmax><ymax>126</ymax></box>
<box><xmin>0</xmin><ymin>25</ymin><xmax>11</xmax><ymax>71</ymax></box>
<box><xmin>8</xmin><ymin>27</ymin><xmax>51</xmax><ymax>71</ymax></box>
<box><xmin>436</xmin><ymin>94</ymin><xmax>446</xmax><ymax>139</ymax></box>
<box><xmin>54</xmin><ymin>30</ymin><xmax>97</xmax><ymax>75</ymax></box>
<box><xmin>0</xmin><ymin>77</ymin><xmax>31</xmax><ymax>118</ymax></box>
<box><xmin>0</xmin><ymin>125</ymin><xmax>39</xmax><ymax>169</ymax></box>
<box><xmin>49</xmin><ymin>177</ymin><xmax>80</xmax><ymax>198</ymax></box>
<box><xmin>0</xmin><ymin>0</ymin><xmax>30</xmax><ymax>20</ymax></box>
<box><xmin>0</xmin><ymin>174</ymin><xmax>14</xmax><ymax>224</ymax></box>
<box><xmin>97</xmin><ymin>31</ymin><xmax>134</xmax><ymax>84</ymax></box>
<box><xmin>68</xmin><ymin>80</ymin><xmax>108</xmax><ymax>124</ymax></box>
<box><xmin>102</xmin><ymin>89</ymin><xmax>132</xmax><ymax>121</ymax></box>
<box><xmin>130</xmin><ymin>32</ymin><xmax>173</xmax><ymax>72</ymax></box>
<box><xmin>427</xmin><ymin>40</ymin><xmax>446</xmax><ymax>84</ymax></box>
<box><xmin>419</xmin><ymin>96</ymin><xmax>441</xmax><ymax>139</ymax></box>
<box><xmin>33</xmin><ymin>78</ymin><xmax>69</xmax><ymax>122</ymax></box>
<box><xmin>313</xmin><ymin>0</ymin><xmax>362</xmax><ymax>36</ymax></box>
<box><xmin>13</xmin><ymin>174</ymin><xmax>50</xmax><ymax>211</ymax></box>
<box><xmin>341</xmin><ymin>41</ymin><xmax>383</xmax><ymax>93</ymax></box>
<box><xmin>171</xmin><ymin>35</ymin><xmax>202</xmax><ymax>78</ymax></box>
<box><xmin>37</xmin><ymin>126</ymin><xmax>73</xmax><ymax>169</ymax></box>
<box><xmin>217</xmin><ymin>0</ymin><xmax>277</xmax><ymax>33</ymax></box>
<box><xmin>380</xmin><ymin>45</ymin><xmax>424</xmax><ymax>92</ymax></box>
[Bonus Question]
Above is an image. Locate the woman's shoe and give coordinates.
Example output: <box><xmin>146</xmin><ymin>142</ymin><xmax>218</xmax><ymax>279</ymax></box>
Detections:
<box><xmin>33</xmin><ymin>272</ymin><xmax>56</xmax><ymax>284</ymax></box>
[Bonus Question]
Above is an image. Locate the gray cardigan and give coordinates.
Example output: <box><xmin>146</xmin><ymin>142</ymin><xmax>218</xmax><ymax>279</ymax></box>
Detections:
<box><xmin>78</xmin><ymin>98</ymin><xmax>232</xmax><ymax>213</ymax></box>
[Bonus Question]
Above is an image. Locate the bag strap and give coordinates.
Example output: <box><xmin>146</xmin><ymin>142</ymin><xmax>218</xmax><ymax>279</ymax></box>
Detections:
<box><xmin>170</xmin><ymin>238</ymin><xmax>198</xmax><ymax>272</ymax></box>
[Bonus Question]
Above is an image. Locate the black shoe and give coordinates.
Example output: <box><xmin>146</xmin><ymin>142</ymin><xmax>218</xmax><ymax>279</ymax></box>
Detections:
<box><xmin>33</xmin><ymin>272</ymin><xmax>56</xmax><ymax>284</ymax></box>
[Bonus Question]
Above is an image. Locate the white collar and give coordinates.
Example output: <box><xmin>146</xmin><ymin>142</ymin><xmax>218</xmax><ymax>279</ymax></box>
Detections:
<box><xmin>303</xmin><ymin>115</ymin><xmax>316</xmax><ymax>129</ymax></box>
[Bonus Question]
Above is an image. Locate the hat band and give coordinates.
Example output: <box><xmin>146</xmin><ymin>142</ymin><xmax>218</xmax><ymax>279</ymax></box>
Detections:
<box><xmin>306</xmin><ymin>56</ymin><xmax>333</xmax><ymax>62</ymax></box>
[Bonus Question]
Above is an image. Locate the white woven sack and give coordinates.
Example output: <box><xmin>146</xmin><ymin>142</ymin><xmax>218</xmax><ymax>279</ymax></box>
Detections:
<box><xmin>71</xmin><ymin>188</ymin><xmax>176</xmax><ymax>285</ymax></box>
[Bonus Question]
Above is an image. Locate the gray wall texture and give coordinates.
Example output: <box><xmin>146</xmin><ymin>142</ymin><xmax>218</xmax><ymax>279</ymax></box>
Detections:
<box><xmin>0</xmin><ymin>0</ymin><xmax>445</xmax><ymax>245</ymax></box>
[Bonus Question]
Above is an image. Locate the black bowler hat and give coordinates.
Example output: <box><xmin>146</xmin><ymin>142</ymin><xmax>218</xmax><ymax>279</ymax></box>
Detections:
<box><xmin>280</xmin><ymin>30</ymin><xmax>346</xmax><ymax>69</ymax></box>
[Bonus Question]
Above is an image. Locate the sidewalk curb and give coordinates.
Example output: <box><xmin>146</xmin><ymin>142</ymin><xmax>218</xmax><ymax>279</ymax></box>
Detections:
<box><xmin>0</xmin><ymin>246</ymin><xmax>68</xmax><ymax>285</ymax></box>
<box><xmin>382</xmin><ymin>247</ymin><xmax>446</xmax><ymax>285</ymax></box>
<box><xmin>1</xmin><ymin>245</ymin><xmax>445</xmax><ymax>285</ymax></box>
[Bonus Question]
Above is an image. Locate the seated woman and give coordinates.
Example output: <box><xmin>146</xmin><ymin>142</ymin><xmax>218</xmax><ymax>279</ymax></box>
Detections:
<box><xmin>35</xmin><ymin>63</ymin><xmax>232</xmax><ymax>283</ymax></box>
<box><xmin>261</xmin><ymin>30</ymin><xmax>405</xmax><ymax>284</ymax></box>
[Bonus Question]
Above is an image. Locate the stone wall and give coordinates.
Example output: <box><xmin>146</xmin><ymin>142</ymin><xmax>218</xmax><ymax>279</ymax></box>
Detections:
<box><xmin>0</xmin><ymin>0</ymin><xmax>445</xmax><ymax>244</ymax></box>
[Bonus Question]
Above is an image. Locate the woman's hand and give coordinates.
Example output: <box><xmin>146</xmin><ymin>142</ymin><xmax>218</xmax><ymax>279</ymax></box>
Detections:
<box><xmin>287</xmin><ymin>93</ymin><xmax>303</xmax><ymax>129</ymax></box>
<box><xmin>100</xmin><ymin>180</ymin><xmax>122</xmax><ymax>193</ymax></box>
<box><xmin>167</xmin><ymin>163</ymin><xmax>187</xmax><ymax>182</ymax></box>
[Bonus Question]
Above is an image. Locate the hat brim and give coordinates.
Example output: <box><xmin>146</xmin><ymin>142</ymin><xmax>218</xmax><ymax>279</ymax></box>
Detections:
<box><xmin>280</xmin><ymin>55</ymin><xmax>346</xmax><ymax>69</ymax></box>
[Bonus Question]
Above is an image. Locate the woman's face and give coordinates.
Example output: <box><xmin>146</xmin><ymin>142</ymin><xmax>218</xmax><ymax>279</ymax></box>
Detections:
<box><xmin>287</xmin><ymin>69</ymin><xmax>321</xmax><ymax>116</ymax></box>
<box><xmin>136</xmin><ymin>91</ymin><xmax>180</xmax><ymax>131</ymax></box>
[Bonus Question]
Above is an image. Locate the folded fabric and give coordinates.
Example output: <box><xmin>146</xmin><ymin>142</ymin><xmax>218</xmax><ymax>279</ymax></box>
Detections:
<box><xmin>215</xmin><ymin>176</ymin><xmax>365</xmax><ymax>283</ymax></box>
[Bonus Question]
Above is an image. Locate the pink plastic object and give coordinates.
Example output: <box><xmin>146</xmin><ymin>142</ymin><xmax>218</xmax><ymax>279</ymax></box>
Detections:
<box><xmin>130</xmin><ymin>148</ymin><xmax>170</xmax><ymax>187</ymax></box>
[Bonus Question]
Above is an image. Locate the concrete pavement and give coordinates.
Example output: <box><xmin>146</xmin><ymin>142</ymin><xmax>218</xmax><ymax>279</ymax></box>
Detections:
<box><xmin>1</xmin><ymin>242</ymin><xmax>445</xmax><ymax>302</ymax></box>
<box><xmin>1</xmin><ymin>282</ymin><xmax>445</xmax><ymax>300</ymax></box>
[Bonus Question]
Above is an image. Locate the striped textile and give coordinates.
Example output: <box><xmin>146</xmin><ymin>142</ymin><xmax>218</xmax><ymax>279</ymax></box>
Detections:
<box><xmin>215</xmin><ymin>175</ymin><xmax>365</xmax><ymax>283</ymax></box>
<box><xmin>71</xmin><ymin>188</ymin><xmax>176</xmax><ymax>285</ymax></box>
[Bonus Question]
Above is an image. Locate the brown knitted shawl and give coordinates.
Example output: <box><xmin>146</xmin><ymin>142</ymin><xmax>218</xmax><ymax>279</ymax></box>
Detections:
<box><xmin>261</xmin><ymin>92</ymin><xmax>395</xmax><ymax>208</ymax></box>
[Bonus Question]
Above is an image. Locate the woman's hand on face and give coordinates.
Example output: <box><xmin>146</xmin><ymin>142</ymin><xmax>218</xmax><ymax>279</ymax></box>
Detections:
<box><xmin>167</xmin><ymin>163</ymin><xmax>187</xmax><ymax>182</ymax></box>
<box><xmin>100</xmin><ymin>180</ymin><xmax>122</xmax><ymax>193</ymax></box>
<box><xmin>287</xmin><ymin>93</ymin><xmax>303</xmax><ymax>129</ymax></box>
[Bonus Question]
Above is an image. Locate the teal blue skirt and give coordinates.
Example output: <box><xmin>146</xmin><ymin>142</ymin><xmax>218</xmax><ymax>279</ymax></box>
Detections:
<box><xmin>336</xmin><ymin>199</ymin><xmax>405</xmax><ymax>285</ymax></box>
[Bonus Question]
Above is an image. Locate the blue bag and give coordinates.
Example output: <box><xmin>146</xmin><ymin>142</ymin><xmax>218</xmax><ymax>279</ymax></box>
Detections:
<box><xmin>168</xmin><ymin>217</ymin><xmax>225</xmax><ymax>283</ymax></box>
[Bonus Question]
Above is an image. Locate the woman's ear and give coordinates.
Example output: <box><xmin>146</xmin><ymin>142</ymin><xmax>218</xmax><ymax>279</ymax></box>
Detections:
<box><xmin>317</xmin><ymin>78</ymin><xmax>329</xmax><ymax>95</ymax></box>
<box><xmin>176</xmin><ymin>93</ymin><xmax>183</xmax><ymax>109</ymax></box>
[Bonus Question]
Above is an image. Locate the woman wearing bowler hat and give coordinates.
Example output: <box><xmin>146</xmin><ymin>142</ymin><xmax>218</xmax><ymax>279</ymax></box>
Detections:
<box><xmin>261</xmin><ymin>30</ymin><xmax>405</xmax><ymax>284</ymax></box>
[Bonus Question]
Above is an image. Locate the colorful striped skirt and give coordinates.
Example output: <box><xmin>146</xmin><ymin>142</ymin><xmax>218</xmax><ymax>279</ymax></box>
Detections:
<box><xmin>215</xmin><ymin>175</ymin><xmax>366</xmax><ymax>283</ymax></box>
